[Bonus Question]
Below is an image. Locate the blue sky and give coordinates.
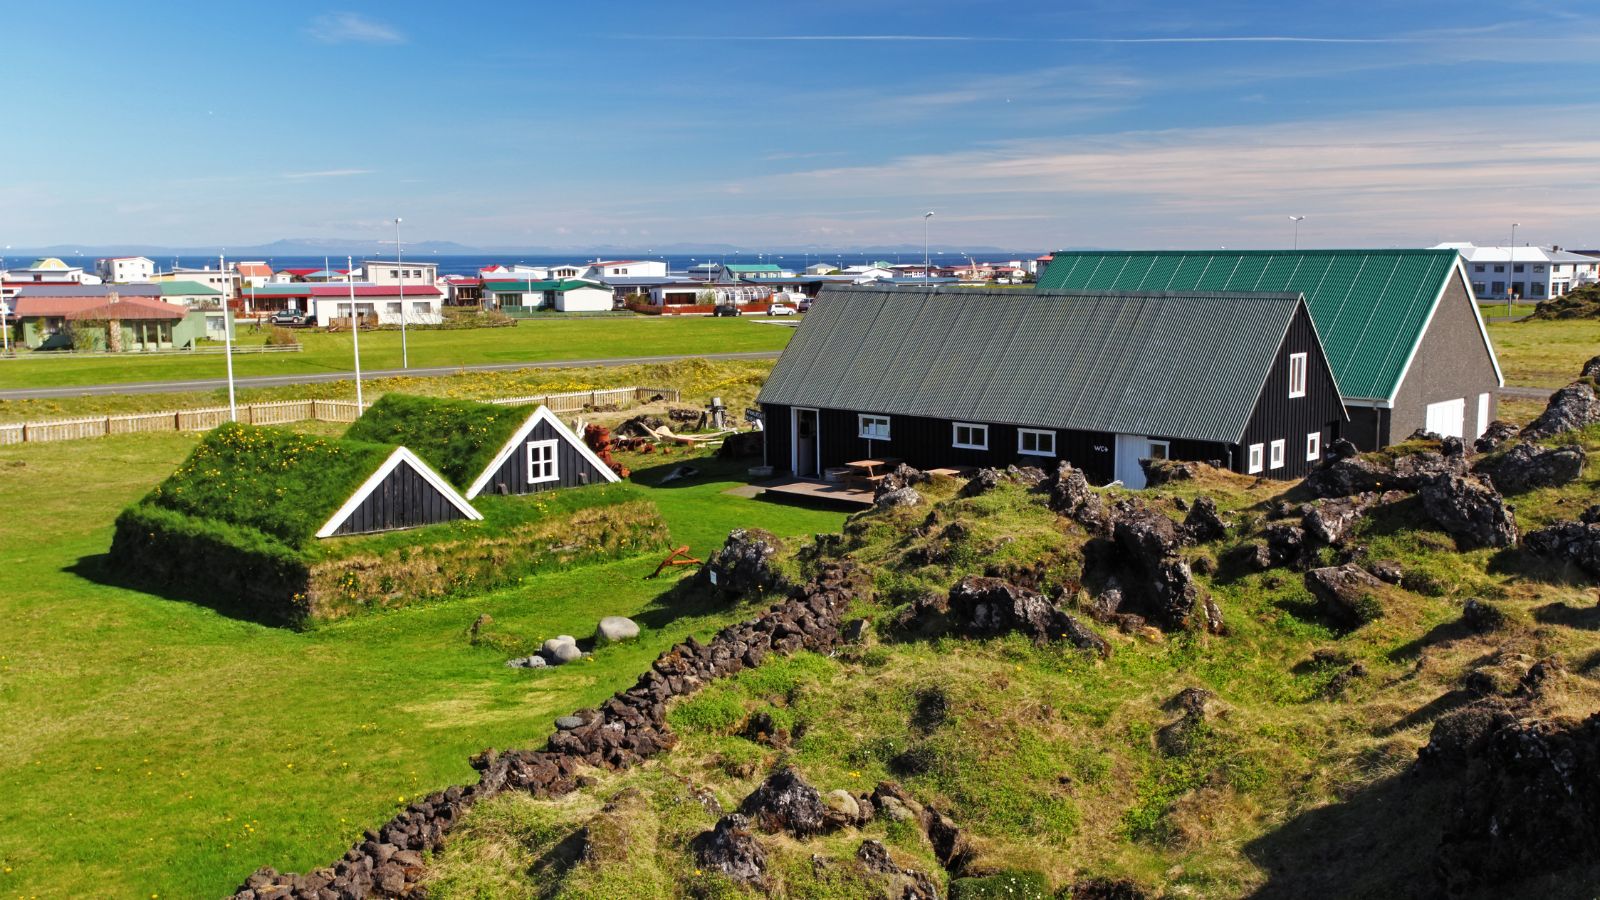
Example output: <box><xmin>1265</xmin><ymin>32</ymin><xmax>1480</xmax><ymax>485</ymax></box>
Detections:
<box><xmin>6</xmin><ymin>0</ymin><xmax>1600</xmax><ymax>250</ymax></box>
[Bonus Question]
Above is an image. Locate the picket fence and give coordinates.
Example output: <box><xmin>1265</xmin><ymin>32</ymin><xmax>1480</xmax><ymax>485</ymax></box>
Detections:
<box><xmin>0</xmin><ymin>386</ymin><xmax>681</xmax><ymax>446</ymax></box>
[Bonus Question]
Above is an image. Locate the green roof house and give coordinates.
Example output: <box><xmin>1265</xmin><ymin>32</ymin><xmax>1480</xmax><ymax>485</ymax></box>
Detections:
<box><xmin>1036</xmin><ymin>250</ymin><xmax>1503</xmax><ymax>449</ymax></box>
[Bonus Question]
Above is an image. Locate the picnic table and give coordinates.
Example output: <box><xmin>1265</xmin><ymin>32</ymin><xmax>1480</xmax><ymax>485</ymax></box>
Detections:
<box><xmin>844</xmin><ymin>457</ymin><xmax>902</xmax><ymax>488</ymax></box>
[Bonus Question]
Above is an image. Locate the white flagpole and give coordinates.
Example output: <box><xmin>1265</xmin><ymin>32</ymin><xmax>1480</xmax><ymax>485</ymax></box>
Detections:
<box><xmin>395</xmin><ymin>217</ymin><xmax>408</xmax><ymax>369</ymax></box>
<box><xmin>219</xmin><ymin>253</ymin><xmax>236</xmax><ymax>421</ymax></box>
<box><xmin>348</xmin><ymin>255</ymin><xmax>363</xmax><ymax>407</ymax></box>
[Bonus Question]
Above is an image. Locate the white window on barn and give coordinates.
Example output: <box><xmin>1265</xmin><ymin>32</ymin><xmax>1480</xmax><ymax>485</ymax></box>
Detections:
<box><xmin>1306</xmin><ymin>432</ymin><xmax>1322</xmax><ymax>462</ymax></box>
<box><xmin>1288</xmin><ymin>352</ymin><xmax>1307</xmax><ymax>398</ymax></box>
<box><xmin>1270</xmin><ymin>439</ymin><xmax>1286</xmax><ymax>469</ymax></box>
<box><xmin>1018</xmin><ymin>428</ymin><xmax>1056</xmax><ymax>457</ymax></box>
<box><xmin>526</xmin><ymin>439</ymin><xmax>559</xmax><ymax>484</ymax></box>
<box><xmin>858</xmin><ymin>414</ymin><xmax>891</xmax><ymax>440</ymax></box>
<box><xmin>952</xmin><ymin>422</ymin><xmax>988</xmax><ymax>450</ymax></box>
<box><xmin>1248</xmin><ymin>443</ymin><xmax>1264</xmax><ymax>474</ymax></box>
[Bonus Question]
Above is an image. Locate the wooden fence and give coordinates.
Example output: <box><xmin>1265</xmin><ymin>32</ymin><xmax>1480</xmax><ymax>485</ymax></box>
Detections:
<box><xmin>0</xmin><ymin>386</ymin><xmax>681</xmax><ymax>446</ymax></box>
<box><xmin>0</xmin><ymin>343</ymin><xmax>303</xmax><ymax>361</ymax></box>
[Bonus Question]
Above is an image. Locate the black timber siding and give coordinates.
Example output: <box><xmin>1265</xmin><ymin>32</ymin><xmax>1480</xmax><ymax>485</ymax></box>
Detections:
<box><xmin>479</xmin><ymin>419</ymin><xmax>609</xmax><ymax>495</ymax></box>
<box><xmin>1236</xmin><ymin>304</ymin><xmax>1349</xmax><ymax>479</ymax></box>
<box><xmin>332</xmin><ymin>463</ymin><xmax>469</xmax><ymax>536</ymax></box>
<box><xmin>1386</xmin><ymin>271</ymin><xmax>1500</xmax><ymax>444</ymax></box>
<box><xmin>764</xmin><ymin>403</ymin><xmax>792</xmax><ymax>471</ymax></box>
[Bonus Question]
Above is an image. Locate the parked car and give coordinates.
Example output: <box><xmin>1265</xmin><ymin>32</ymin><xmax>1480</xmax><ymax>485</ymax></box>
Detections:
<box><xmin>712</xmin><ymin>304</ymin><xmax>742</xmax><ymax>317</ymax></box>
<box><xmin>268</xmin><ymin>310</ymin><xmax>309</xmax><ymax>326</ymax></box>
<box><xmin>766</xmin><ymin>303</ymin><xmax>797</xmax><ymax>316</ymax></box>
<box><xmin>796</xmin><ymin>297</ymin><xmax>813</xmax><ymax>312</ymax></box>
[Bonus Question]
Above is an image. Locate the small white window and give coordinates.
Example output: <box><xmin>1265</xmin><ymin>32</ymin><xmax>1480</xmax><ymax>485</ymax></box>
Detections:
<box><xmin>952</xmin><ymin>422</ymin><xmax>988</xmax><ymax>450</ymax></box>
<box><xmin>858</xmin><ymin>414</ymin><xmax>891</xmax><ymax>440</ymax></box>
<box><xmin>1147</xmin><ymin>440</ymin><xmax>1170</xmax><ymax>461</ymax></box>
<box><xmin>1306</xmin><ymin>431</ymin><xmax>1321</xmax><ymax>461</ymax></box>
<box><xmin>1248</xmin><ymin>443</ymin><xmax>1264</xmax><ymax>474</ymax></box>
<box><xmin>1288</xmin><ymin>352</ymin><xmax>1307</xmax><ymax>398</ymax></box>
<box><xmin>1018</xmin><ymin>428</ymin><xmax>1055</xmax><ymax>457</ymax></box>
<box><xmin>1270</xmin><ymin>439</ymin><xmax>1286</xmax><ymax>470</ymax></box>
<box><xmin>526</xmin><ymin>439</ymin><xmax>559</xmax><ymax>484</ymax></box>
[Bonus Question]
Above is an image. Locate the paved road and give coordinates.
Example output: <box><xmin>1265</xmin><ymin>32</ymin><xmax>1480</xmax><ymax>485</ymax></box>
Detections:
<box><xmin>1499</xmin><ymin>385</ymin><xmax>1558</xmax><ymax>399</ymax></box>
<box><xmin>0</xmin><ymin>350</ymin><xmax>784</xmax><ymax>400</ymax></box>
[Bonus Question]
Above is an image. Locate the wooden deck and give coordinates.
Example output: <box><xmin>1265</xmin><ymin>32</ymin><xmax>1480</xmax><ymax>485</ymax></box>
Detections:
<box><xmin>758</xmin><ymin>478</ymin><xmax>876</xmax><ymax>507</ymax></box>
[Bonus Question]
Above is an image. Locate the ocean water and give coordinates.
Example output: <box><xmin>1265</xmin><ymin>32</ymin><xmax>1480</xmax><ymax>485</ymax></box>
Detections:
<box><xmin>8</xmin><ymin>251</ymin><xmax>1033</xmax><ymax>278</ymax></box>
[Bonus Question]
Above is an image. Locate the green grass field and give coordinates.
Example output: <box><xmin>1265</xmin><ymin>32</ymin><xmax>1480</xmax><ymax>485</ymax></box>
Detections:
<box><xmin>0</xmin><ymin>316</ymin><xmax>794</xmax><ymax>390</ymax></box>
<box><xmin>1485</xmin><ymin>317</ymin><xmax>1600</xmax><ymax>388</ymax></box>
<box><xmin>0</xmin><ymin>432</ymin><xmax>844</xmax><ymax>897</ymax></box>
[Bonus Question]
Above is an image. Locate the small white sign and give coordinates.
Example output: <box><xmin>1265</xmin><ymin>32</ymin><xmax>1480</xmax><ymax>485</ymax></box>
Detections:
<box><xmin>708</xmin><ymin>569</ymin><xmax>719</xmax><ymax>586</ymax></box>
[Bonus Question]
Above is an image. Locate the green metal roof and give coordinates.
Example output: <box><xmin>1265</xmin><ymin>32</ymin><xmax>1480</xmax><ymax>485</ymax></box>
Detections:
<box><xmin>1035</xmin><ymin>250</ymin><xmax>1461</xmax><ymax>401</ymax></box>
<box><xmin>758</xmin><ymin>286</ymin><xmax>1316</xmax><ymax>445</ymax></box>
<box><xmin>725</xmin><ymin>264</ymin><xmax>782</xmax><ymax>273</ymax></box>
<box><xmin>484</xmin><ymin>279</ymin><xmax>603</xmax><ymax>292</ymax></box>
<box><xmin>157</xmin><ymin>280</ymin><xmax>222</xmax><ymax>296</ymax></box>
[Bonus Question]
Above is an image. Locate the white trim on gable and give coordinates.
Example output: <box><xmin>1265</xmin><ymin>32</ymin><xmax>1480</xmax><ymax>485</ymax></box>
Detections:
<box><xmin>315</xmin><ymin>447</ymin><xmax>483</xmax><ymax>539</ymax></box>
<box><xmin>464</xmin><ymin>405</ymin><xmax>621</xmax><ymax>499</ymax></box>
<box><xmin>1387</xmin><ymin>258</ymin><xmax>1505</xmax><ymax>403</ymax></box>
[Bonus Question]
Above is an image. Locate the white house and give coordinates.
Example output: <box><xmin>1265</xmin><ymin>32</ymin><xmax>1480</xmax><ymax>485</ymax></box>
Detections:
<box><xmin>1434</xmin><ymin>243</ymin><xmax>1600</xmax><ymax>300</ymax></box>
<box><xmin>3</xmin><ymin>257</ymin><xmax>99</xmax><ymax>302</ymax></box>
<box><xmin>156</xmin><ymin>267</ymin><xmax>237</xmax><ymax>301</ymax></box>
<box><xmin>481</xmin><ymin>279</ymin><xmax>613</xmax><ymax>312</ymax></box>
<box><xmin>309</xmin><ymin>284</ymin><xmax>444</xmax><ymax>327</ymax></box>
<box><xmin>581</xmin><ymin>259</ymin><xmax>669</xmax><ymax>280</ymax></box>
<box><xmin>362</xmin><ymin>259</ymin><xmax>440</xmax><ymax>288</ymax></box>
<box><xmin>97</xmin><ymin>256</ymin><xmax>155</xmax><ymax>283</ymax></box>
<box><xmin>805</xmin><ymin>262</ymin><xmax>842</xmax><ymax>275</ymax></box>
<box><xmin>234</xmin><ymin>261</ymin><xmax>274</xmax><ymax>288</ymax></box>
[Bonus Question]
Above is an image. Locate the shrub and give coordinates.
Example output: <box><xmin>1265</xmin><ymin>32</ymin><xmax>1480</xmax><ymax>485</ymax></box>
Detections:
<box><xmin>264</xmin><ymin>326</ymin><xmax>299</xmax><ymax>347</ymax></box>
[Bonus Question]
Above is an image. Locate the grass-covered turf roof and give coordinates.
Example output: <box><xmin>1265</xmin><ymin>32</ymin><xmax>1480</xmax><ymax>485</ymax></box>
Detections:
<box><xmin>344</xmin><ymin>393</ymin><xmax>526</xmax><ymax>490</ymax></box>
<box><xmin>144</xmin><ymin>422</ymin><xmax>395</xmax><ymax>547</ymax></box>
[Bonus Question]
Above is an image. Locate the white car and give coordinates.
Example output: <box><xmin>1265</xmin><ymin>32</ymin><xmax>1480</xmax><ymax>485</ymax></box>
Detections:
<box><xmin>766</xmin><ymin>303</ymin><xmax>797</xmax><ymax>316</ymax></box>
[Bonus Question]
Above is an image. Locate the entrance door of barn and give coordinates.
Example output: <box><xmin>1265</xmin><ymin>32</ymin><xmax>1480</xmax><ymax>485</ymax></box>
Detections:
<box><xmin>1113</xmin><ymin>434</ymin><xmax>1168</xmax><ymax>489</ymax></box>
<box><xmin>792</xmin><ymin>408</ymin><xmax>820</xmax><ymax>477</ymax></box>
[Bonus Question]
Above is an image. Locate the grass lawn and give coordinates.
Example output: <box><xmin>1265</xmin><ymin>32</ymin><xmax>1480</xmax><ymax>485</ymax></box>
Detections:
<box><xmin>0</xmin><ymin>316</ymin><xmax>793</xmax><ymax>390</ymax></box>
<box><xmin>0</xmin><ymin>431</ymin><xmax>844</xmax><ymax>897</ymax></box>
<box><xmin>1485</xmin><ymin>317</ymin><xmax>1600</xmax><ymax>388</ymax></box>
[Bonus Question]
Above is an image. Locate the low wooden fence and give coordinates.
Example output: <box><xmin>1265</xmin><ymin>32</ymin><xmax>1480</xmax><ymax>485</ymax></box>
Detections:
<box><xmin>0</xmin><ymin>386</ymin><xmax>681</xmax><ymax>446</ymax></box>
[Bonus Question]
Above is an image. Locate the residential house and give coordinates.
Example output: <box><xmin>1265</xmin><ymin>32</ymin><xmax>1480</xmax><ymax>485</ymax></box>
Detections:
<box><xmin>443</xmin><ymin>275</ymin><xmax>484</xmax><ymax>306</ymax></box>
<box><xmin>96</xmin><ymin>256</ymin><xmax>156</xmax><ymax>283</ymax></box>
<box><xmin>155</xmin><ymin>266</ymin><xmax>237</xmax><ymax>301</ymax></box>
<box><xmin>3</xmin><ymin>257</ymin><xmax>99</xmax><ymax>302</ymax></box>
<box><xmin>839</xmin><ymin>264</ymin><xmax>894</xmax><ymax>282</ymax></box>
<box><xmin>759</xmin><ymin>286</ymin><xmax>1347</xmax><ymax>489</ymax></box>
<box><xmin>1037</xmin><ymin>249</ymin><xmax>1503</xmax><ymax>447</ymax></box>
<box><xmin>582</xmin><ymin>259</ymin><xmax>669</xmax><ymax>280</ymax></box>
<box><xmin>1432</xmin><ymin>243</ymin><xmax>1600</xmax><ymax>300</ymax></box>
<box><xmin>482</xmin><ymin>279</ymin><xmax>613</xmax><ymax>312</ymax></box>
<box><xmin>308</xmin><ymin>285</ymin><xmax>445</xmax><ymax>326</ymax></box>
<box><xmin>13</xmin><ymin>290</ymin><xmax>212</xmax><ymax>351</ymax></box>
<box><xmin>362</xmin><ymin>259</ymin><xmax>440</xmax><ymax>287</ymax></box>
<box><xmin>648</xmin><ymin>283</ymin><xmax>771</xmax><ymax>310</ymax></box>
<box><xmin>805</xmin><ymin>262</ymin><xmax>842</xmax><ymax>275</ymax></box>
<box><xmin>233</xmin><ymin>261</ymin><xmax>275</xmax><ymax>288</ymax></box>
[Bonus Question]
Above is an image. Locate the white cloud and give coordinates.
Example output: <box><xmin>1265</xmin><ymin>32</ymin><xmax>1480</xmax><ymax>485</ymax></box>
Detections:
<box><xmin>306</xmin><ymin>12</ymin><xmax>405</xmax><ymax>45</ymax></box>
<box><xmin>282</xmin><ymin>169</ymin><xmax>373</xmax><ymax>179</ymax></box>
<box><xmin>617</xmin><ymin>33</ymin><xmax>1401</xmax><ymax>45</ymax></box>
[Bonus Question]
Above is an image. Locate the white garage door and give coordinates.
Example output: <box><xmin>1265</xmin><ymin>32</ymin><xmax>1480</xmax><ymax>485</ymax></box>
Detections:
<box><xmin>1425</xmin><ymin>398</ymin><xmax>1466</xmax><ymax>439</ymax></box>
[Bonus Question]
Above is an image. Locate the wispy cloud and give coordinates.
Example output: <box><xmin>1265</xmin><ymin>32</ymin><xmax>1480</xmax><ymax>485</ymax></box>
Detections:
<box><xmin>617</xmin><ymin>33</ymin><xmax>1405</xmax><ymax>45</ymax></box>
<box><xmin>282</xmin><ymin>168</ymin><xmax>373</xmax><ymax>179</ymax></box>
<box><xmin>306</xmin><ymin>12</ymin><xmax>405</xmax><ymax>45</ymax></box>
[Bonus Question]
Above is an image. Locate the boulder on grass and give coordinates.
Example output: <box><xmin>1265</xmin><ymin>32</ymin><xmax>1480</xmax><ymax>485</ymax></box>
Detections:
<box><xmin>1476</xmin><ymin>442</ymin><xmax>1586</xmax><ymax>494</ymax></box>
<box><xmin>1305</xmin><ymin>564</ymin><xmax>1386</xmax><ymax>628</ymax></box>
<box><xmin>541</xmin><ymin>636</ymin><xmax>582</xmax><ymax>665</ymax></box>
<box><xmin>595</xmin><ymin>615</ymin><xmax>640</xmax><ymax>644</ymax></box>
<box><xmin>1522</xmin><ymin>380</ymin><xmax>1600</xmax><ymax>439</ymax></box>
<box><xmin>1418</xmin><ymin>473</ymin><xmax>1518</xmax><ymax>550</ymax></box>
<box><xmin>703</xmin><ymin>528</ymin><xmax>787</xmax><ymax>596</ymax></box>
<box><xmin>691</xmin><ymin>814</ymin><xmax>767</xmax><ymax>888</ymax></box>
<box><xmin>738</xmin><ymin>768</ymin><xmax>833</xmax><ymax>837</ymax></box>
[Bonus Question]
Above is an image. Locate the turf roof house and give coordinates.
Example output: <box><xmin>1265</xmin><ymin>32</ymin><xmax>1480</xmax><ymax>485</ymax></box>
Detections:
<box><xmin>758</xmin><ymin>286</ymin><xmax>1346</xmax><ymax>488</ymax></box>
<box><xmin>1037</xmin><ymin>250</ymin><xmax>1503</xmax><ymax>448</ymax></box>
<box><xmin>345</xmin><ymin>394</ymin><xmax>619</xmax><ymax>498</ymax></box>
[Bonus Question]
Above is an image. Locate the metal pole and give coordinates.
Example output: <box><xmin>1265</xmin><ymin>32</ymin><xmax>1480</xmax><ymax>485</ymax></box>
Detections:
<box><xmin>348</xmin><ymin>255</ymin><xmax>363</xmax><ymax>407</ymax></box>
<box><xmin>395</xmin><ymin>217</ymin><xmax>407</xmax><ymax>369</ymax></box>
<box><xmin>923</xmin><ymin>211</ymin><xmax>934</xmax><ymax>283</ymax></box>
<box><xmin>1509</xmin><ymin>223</ymin><xmax>1519</xmax><ymax>317</ymax></box>
<box><xmin>220</xmin><ymin>252</ymin><xmax>236</xmax><ymax>421</ymax></box>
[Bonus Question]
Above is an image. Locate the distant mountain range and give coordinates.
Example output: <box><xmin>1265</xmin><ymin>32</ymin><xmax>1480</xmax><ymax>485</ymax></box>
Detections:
<box><xmin>5</xmin><ymin>238</ymin><xmax>1038</xmax><ymax>258</ymax></box>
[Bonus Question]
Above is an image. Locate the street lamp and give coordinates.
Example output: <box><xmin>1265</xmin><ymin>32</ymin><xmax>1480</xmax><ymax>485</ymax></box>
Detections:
<box><xmin>923</xmin><ymin>211</ymin><xmax>935</xmax><ymax>283</ymax></box>
<box><xmin>1509</xmin><ymin>222</ymin><xmax>1521</xmax><ymax>316</ymax></box>
<box><xmin>394</xmin><ymin>217</ymin><xmax>408</xmax><ymax>369</ymax></box>
<box><xmin>1288</xmin><ymin>215</ymin><xmax>1305</xmax><ymax>250</ymax></box>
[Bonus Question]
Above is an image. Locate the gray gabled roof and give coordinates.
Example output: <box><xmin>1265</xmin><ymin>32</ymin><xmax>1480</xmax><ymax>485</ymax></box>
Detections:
<box><xmin>758</xmin><ymin>286</ymin><xmax>1317</xmax><ymax>445</ymax></box>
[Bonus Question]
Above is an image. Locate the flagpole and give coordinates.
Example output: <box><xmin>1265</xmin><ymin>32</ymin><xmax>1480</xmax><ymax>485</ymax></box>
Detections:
<box><xmin>220</xmin><ymin>252</ymin><xmax>236</xmax><ymax>421</ymax></box>
<box><xmin>348</xmin><ymin>255</ymin><xmax>363</xmax><ymax>408</ymax></box>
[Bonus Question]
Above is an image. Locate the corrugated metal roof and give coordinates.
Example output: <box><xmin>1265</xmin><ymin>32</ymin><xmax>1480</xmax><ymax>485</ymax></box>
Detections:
<box><xmin>1036</xmin><ymin>249</ymin><xmax>1459</xmax><ymax>401</ymax></box>
<box><xmin>14</xmin><ymin>284</ymin><xmax>161</xmax><ymax>298</ymax></box>
<box><xmin>158</xmin><ymin>281</ymin><xmax>221</xmax><ymax>296</ymax></box>
<box><xmin>757</xmin><ymin>286</ymin><xmax>1308</xmax><ymax>445</ymax></box>
<box><xmin>482</xmin><ymin>279</ymin><xmax>603</xmax><ymax>292</ymax></box>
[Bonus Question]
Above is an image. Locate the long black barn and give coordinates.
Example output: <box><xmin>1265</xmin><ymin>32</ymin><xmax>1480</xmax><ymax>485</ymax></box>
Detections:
<box><xmin>758</xmin><ymin>287</ymin><xmax>1347</xmax><ymax>488</ymax></box>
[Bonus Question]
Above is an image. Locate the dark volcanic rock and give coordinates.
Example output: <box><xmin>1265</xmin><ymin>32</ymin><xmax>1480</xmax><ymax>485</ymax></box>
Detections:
<box><xmin>1304</xmin><ymin>441</ymin><xmax>1467</xmax><ymax>499</ymax></box>
<box><xmin>1181</xmin><ymin>496</ymin><xmax>1229</xmax><ymax>543</ymax></box>
<box><xmin>1262</xmin><ymin>522</ymin><xmax>1307</xmax><ymax>568</ymax></box>
<box><xmin>704</xmin><ymin>528</ymin><xmax>788</xmax><ymax>596</ymax></box>
<box><xmin>874</xmin><ymin>486</ymin><xmax>923</xmax><ymax>509</ymax></box>
<box><xmin>692</xmin><ymin>814</ymin><xmax>767</xmax><ymax>887</ymax></box>
<box><xmin>739</xmin><ymin>767</ymin><xmax>833</xmax><ymax>837</ymax></box>
<box><xmin>877</xmin><ymin>463</ymin><xmax>930</xmax><ymax>496</ymax></box>
<box><xmin>1048</xmin><ymin>461</ymin><xmax>1110</xmax><ymax>532</ymax></box>
<box><xmin>1302</xmin><ymin>493</ymin><xmax>1386</xmax><ymax>547</ymax></box>
<box><xmin>1524</xmin><ymin>519</ymin><xmax>1600</xmax><ymax>578</ymax></box>
<box><xmin>1523</xmin><ymin>380</ymin><xmax>1600</xmax><ymax>439</ymax></box>
<box><xmin>1304</xmin><ymin>564</ymin><xmax>1386</xmax><ymax>628</ymax></box>
<box><xmin>857</xmin><ymin>840</ymin><xmax>941</xmax><ymax>899</ymax></box>
<box><xmin>1476</xmin><ymin>441</ymin><xmax>1586</xmax><ymax>494</ymax></box>
<box><xmin>1418</xmin><ymin>473</ymin><xmax>1518</xmax><ymax>550</ymax></box>
<box><xmin>1474</xmin><ymin>419</ymin><xmax>1520</xmax><ymax>453</ymax></box>
<box><xmin>946</xmin><ymin>576</ymin><xmax>1109</xmax><ymax>655</ymax></box>
<box><xmin>1141</xmin><ymin>458</ymin><xmax>1205</xmax><ymax>486</ymax></box>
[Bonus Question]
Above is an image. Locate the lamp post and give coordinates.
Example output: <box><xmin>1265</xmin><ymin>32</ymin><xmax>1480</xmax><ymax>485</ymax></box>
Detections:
<box><xmin>923</xmin><ymin>211</ymin><xmax>934</xmax><ymax>283</ymax></box>
<box><xmin>219</xmin><ymin>252</ymin><xmax>236</xmax><ymax>422</ymax></box>
<box><xmin>1288</xmin><ymin>215</ymin><xmax>1305</xmax><ymax>250</ymax></box>
<box><xmin>1509</xmin><ymin>222</ymin><xmax>1520</xmax><ymax>317</ymax></box>
<box><xmin>394</xmin><ymin>217</ymin><xmax>408</xmax><ymax>369</ymax></box>
<box><xmin>347</xmin><ymin>255</ymin><xmax>364</xmax><ymax>407</ymax></box>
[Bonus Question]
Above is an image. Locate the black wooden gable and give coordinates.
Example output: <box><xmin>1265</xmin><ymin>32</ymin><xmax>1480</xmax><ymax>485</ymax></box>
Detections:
<box><xmin>317</xmin><ymin>449</ymin><xmax>482</xmax><ymax>539</ymax></box>
<box><xmin>465</xmin><ymin>406</ymin><xmax>620</xmax><ymax>499</ymax></box>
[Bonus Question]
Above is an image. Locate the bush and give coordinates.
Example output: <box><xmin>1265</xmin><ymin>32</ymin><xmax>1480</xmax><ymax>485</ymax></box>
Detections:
<box><xmin>264</xmin><ymin>326</ymin><xmax>299</xmax><ymax>347</ymax></box>
<box><xmin>949</xmin><ymin>870</ymin><xmax>1053</xmax><ymax>899</ymax></box>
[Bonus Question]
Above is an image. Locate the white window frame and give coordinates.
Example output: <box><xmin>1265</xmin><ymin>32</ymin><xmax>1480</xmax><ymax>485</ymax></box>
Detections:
<box><xmin>1248</xmin><ymin>443</ymin><xmax>1264</xmax><ymax>474</ymax></box>
<box><xmin>1306</xmin><ymin>431</ymin><xmax>1322</xmax><ymax>462</ymax></box>
<box><xmin>525</xmin><ymin>439</ymin><xmax>559</xmax><ymax>484</ymax></box>
<box><xmin>1017</xmin><ymin>428</ymin><xmax>1056</xmax><ymax>457</ymax></box>
<box><xmin>952</xmin><ymin>422</ymin><xmax>988</xmax><ymax>450</ymax></box>
<box><xmin>858</xmin><ymin>414</ymin><xmax>891</xmax><ymax>441</ymax></box>
<box><xmin>1146</xmin><ymin>439</ymin><xmax>1171</xmax><ymax>461</ymax></box>
<box><xmin>1288</xmin><ymin>352</ymin><xmax>1307</xmax><ymax>399</ymax></box>
<box><xmin>1270</xmin><ymin>439</ymin><xmax>1286</xmax><ymax>470</ymax></box>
